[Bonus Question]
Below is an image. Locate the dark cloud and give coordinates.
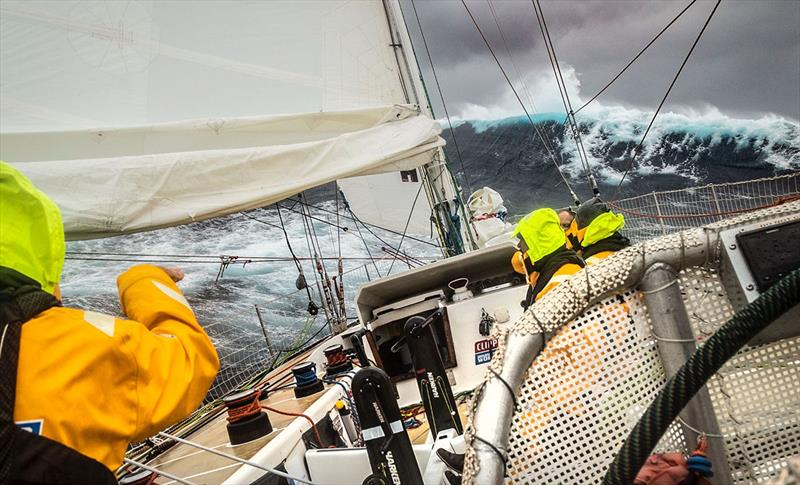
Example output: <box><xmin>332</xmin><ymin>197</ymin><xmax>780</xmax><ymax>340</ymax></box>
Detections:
<box><xmin>400</xmin><ymin>0</ymin><xmax>800</xmax><ymax>121</ymax></box>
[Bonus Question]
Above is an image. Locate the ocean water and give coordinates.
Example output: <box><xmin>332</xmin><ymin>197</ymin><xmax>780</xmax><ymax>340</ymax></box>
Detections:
<box><xmin>61</xmin><ymin>109</ymin><xmax>799</xmax><ymax>393</ymax></box>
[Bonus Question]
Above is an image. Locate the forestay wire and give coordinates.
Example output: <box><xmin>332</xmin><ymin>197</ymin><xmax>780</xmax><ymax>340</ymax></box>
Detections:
<box><xmin>532</xmin><ymin>0</ymin><xmax>597</xmax><ymax>197</ymax></box>
<box><xmin>409</xmin><ymin>0</ymin><xmax>473</xmax><ymax>196</ymax></box>
<box><xmin>461</xmin><ymin>0</ymin><xmax>581</xmax><ymax>206</ymax></box>
<box><xmin>572</xmin><ymin>0</ymin><xmax>698</xmax><ymax>115</ymax></box>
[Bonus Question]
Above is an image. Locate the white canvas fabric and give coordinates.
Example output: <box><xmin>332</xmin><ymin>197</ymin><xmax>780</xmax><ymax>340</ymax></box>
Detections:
<box><xmin>0</xmin><ymin>0</ymin><xmax>444</xmax><ymax>238</ymax></box>
<box><xmin>8</xmin><ymin>106</ymin><xmax>444</xmax><ymax>239</ymax></box>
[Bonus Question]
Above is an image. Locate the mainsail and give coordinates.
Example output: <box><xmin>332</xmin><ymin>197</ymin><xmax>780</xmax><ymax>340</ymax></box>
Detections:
<box><xmin>0</xmin><ymin>0</ymin><xmax>448</xmax><ymax>238</ymax></box>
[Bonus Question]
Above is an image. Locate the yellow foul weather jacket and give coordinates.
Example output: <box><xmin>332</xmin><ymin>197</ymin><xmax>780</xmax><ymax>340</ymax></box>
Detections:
<box><xmin>511</xmin><ymin>208</ymin><xmax>584</xmax><ymax>303</ymax></box>
<box><xmin>14</xmin><ymin>264</ymin><xmax>220</xmax><ymax>469</ymax></box>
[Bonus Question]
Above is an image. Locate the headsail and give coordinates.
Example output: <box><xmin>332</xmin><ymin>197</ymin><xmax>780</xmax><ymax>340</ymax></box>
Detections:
<box><xmin>0</xmin><ymin>0</ymin><xmax>445</xmax><ymax>239</ymax></box>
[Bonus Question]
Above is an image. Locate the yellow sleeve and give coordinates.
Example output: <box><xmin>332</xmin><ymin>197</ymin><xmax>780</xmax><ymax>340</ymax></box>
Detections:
<box><xmin>117</xmin><ymin>264</ymin><xmax>220</xmax><ymax>441</ymax></box>
<box><xmin>535</xmin><ymin>263</ymin><xmax>583</xmax><ymax>301</ymax></box>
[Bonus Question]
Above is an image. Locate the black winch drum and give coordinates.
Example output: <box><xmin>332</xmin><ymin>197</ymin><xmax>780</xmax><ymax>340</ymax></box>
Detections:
<box><xmin>223</xmin><ymin>389</ymin><xmax>273</xmax><ymax>445</ymax></box>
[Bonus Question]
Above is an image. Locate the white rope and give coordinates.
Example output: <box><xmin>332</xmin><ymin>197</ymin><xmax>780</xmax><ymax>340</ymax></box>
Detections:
<box><xmin>651</xmin><ymin>332</ymin><xmax>696</xmax><ymax>344</ymax></box>
<box><xmin>157</xmin><ymin>431</ymin><xmax>319</xmax><ymax>484</ymax></box>
<box><xmin>676</xmin><ymin>416</ymin><xmax>727</xmax><ymax>439</ymax></box>
<box><xmin>123</xmin><ymin>458</ymin><xmax>198</xmax><ymax>485</ymax></box>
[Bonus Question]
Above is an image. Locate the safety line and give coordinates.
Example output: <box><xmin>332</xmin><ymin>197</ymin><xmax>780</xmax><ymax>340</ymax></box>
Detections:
<box><xmin>157</xmin><ymin>431</ymin><xmax>319</xmax><ymax>484</ymax></box>
<box><xmin>122</xmin><ymin>458</ymin><xmax>198</xmax><ymax>485</ymax></box>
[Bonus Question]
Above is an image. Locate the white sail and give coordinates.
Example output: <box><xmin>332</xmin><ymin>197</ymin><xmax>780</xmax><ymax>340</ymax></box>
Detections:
<box><xmin>0</xmin><ymin>0</ymin><xmax>437</xmax><ymax>237</ymax></box>
<box><xmin>7</xmin><ymin>106</ymin><xmax>443</xmax><ymax>239</ymax></box>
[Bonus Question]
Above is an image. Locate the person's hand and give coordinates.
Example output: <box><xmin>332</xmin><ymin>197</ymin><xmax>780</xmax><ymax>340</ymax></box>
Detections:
<box><xmin>158</xmin><ymin>266</ymin><xmax>185</xmax><ymax>283</ymax></box>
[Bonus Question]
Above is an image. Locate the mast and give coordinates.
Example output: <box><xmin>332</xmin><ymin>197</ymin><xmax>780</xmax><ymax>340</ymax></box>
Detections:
<box><xmin>382</xmin><ymin>0</ymin><xmax>477</xmax><ymax>256</ymax></box>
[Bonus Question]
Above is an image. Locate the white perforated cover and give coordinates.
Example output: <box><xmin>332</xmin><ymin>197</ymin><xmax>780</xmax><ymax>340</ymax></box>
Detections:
<box><xmin>463</xmin><ymin>199</ymin><xmax>800</xmax><ymax>484</ymax></box>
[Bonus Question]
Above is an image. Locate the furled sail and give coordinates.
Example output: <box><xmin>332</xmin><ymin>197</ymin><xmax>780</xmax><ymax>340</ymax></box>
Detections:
<box><xmin>0</xmin><ymin>0</ymin><xmax>437</xmax><ymax>237</ymax></box>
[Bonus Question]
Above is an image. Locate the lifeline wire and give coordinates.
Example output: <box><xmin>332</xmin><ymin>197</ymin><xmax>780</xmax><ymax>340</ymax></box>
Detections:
<box><xmin>157</xmin><ymin>432</ymin><xmax>319</xmax><ymax>484</ymax></box>
<box><xmin>611</xmin><ymin>0</ymin><xmax>723</xmax><ymax>201</ymax></box>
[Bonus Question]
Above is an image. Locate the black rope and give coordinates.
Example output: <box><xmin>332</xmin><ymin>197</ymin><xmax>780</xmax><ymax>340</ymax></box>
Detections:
<box><xmin>611</xmin><ymin>0</ymin><xmax>722</xmax><ymax>201</ymax></box>
<box><xmin>340</xmin><ymin>191</ymin><xmax>383</xmax><ymax>278</ymax></box>
<box><xmin>474</xmin><ymin>435</ymin><xmax>508</xmax><ymax>466</ymax></box>
<box><xmin>603</xmin><ymin>268</ymin><xmax>799</xmax><ymax>484</ymax></box>
<box><xmin>410</xmin><ymin>0</ymin><xmax>473</xmax><ymax>196</ymax></box>
<box><xmin>461</xmin><ymin>0</ymin><xmax>580</xmax><ymax>205</ymax></box>
<box><xmin>272</xmin><ymin>205</ymin><xmax>316</xmax><ymax>303</ymax></box>
<box><xmin>487</xmin><ymin>367</ymin><xmax>518</xmax><ymax>410</ymax></box>
<box><xmin>245</xmin><ymin>211</ymin><xmax>302</xmax><ymax>273</ymax></box>
<box><xmin>574</xmin><ymin>0</ymin><xmax>698</xmax><ymax>115</ymax></box>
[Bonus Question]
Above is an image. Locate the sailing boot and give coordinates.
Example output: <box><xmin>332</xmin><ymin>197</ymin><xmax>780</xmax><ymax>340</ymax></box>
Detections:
<box><xmin>436</xmin><ymin>448</ymin><xmax>465</xmax><ymax>473</ymax></box>
<box><xmin>444</xmin><ymin>470</ymin><xmax>462</xmax><ymax>485</ymax></box>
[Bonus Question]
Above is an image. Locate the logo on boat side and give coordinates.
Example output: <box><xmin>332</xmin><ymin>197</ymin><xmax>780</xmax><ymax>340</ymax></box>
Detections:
<box><xmin>474</xmin><ymin>338</ymin><xmax>498</xmax><ymax>365</ymax></box>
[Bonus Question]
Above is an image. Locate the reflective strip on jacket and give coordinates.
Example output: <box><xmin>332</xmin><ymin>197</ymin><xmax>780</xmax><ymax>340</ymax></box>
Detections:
<box><xmin>534</xmin><ymin>262</ymin><xmax>582</xmax><ymax>300</ymax></box>
<box><xmin>584</xmin><ymin>250</ymin><xmax>615</xmax><ymax>266</ymax></box>
<box><xmin>511</xmin><ymin>251</ymin><xmax>582</xmax><ymax>300</ymax></box>
<box><xmin>14</xmin><ymin>264</ymin><xmax>220</xmax><ymax>470</ymax></box>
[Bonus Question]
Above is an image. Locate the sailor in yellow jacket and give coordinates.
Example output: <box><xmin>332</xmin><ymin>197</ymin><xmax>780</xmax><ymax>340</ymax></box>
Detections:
<box><xmin>510</xmin><ymin>208</ymin><xmax>584</xmax><ymax>308</ymax></box>
<box><xmin>1</xmin><ymin>161</ymin><xmax>220</xmax><ymax>476</ymax></box>
<box><xmin>566</xmin><ymin>197</ymin><xmax>630</xmax><ymax>264</ymax></box>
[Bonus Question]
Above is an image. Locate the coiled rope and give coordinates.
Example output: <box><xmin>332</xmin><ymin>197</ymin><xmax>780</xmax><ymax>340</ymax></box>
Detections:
<box><xmin>603</xmin><ymin>268</ymin><xmax>800</xmax><ymax>484</ymax></box>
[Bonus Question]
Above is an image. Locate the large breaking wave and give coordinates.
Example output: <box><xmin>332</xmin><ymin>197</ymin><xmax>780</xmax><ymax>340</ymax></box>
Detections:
<box><xmin>445</xmin><ymin>107</ymin><xmax>799</xmax><ymax>212</ymax></box>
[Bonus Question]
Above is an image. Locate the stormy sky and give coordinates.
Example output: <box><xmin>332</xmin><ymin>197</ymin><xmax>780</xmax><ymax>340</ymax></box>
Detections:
<box><xmin>399</xmin><ymin>0</ymin><xmax>800</xmax><ymax>121</ymax></box>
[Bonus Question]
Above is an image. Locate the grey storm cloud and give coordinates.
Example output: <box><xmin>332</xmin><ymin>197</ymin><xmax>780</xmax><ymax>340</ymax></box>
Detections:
<box><xmin>400</xmin><ymin>0</ymin><xmax>800</xmax><ymax>121</ymax></box>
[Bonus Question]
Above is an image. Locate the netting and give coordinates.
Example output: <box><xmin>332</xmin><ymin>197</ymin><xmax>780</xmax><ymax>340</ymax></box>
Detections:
<box><xmin>463</xmin><ymin>199</ymin><xmax>800</xmax><ymax>484</ymax></box>
<box><xmin>612</xmin><ymin>173</ymin><xmax>800</xmax><ymax>242</ymax></box>
<box><xmin>204</xmin><ymin>257</ymin><xmax>422</xmax><ymax>402</ymax></box>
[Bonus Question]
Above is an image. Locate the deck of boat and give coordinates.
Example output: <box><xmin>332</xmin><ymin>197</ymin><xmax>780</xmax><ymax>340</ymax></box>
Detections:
<box><xmin>128</xmin><ymin>346</ymin><xmax>469</xmax><ymax>484</ymax></box>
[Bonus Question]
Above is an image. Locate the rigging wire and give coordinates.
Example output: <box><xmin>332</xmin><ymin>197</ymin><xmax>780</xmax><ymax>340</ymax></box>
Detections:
<box><xmin>573</xmin><ymin>0</ymin><xmax>698</xmax><ymax>115</ymax></box>
<box><xmin>387</xmin><ymin>181</ymin><xmax>426</xmax><ymax>274</ymax></box>
<box><xmin>409</xmin><ymin>0</ymin><xmax>473</xmax><ymax>197</ymax></box>
<box><xmin>611</xmin><ymin>0</ymin><xmax>723</xmax><ymax>201</ymax></box>
<box><xmin>333</xmin><ymin>184</ymin><xmax>346</xmax><ymax>322</ymax></box>
<box><xmin>532</xmin><ymin>0</ymin><xmax>597</xmax><ymax>196</ymax></box>
<box><xmin>460</xmin><ymin>0</ymin><xmax>581</xmax><ymax>205</ymax></box>
<box><xmin>485</xmin><ymin>0</ymin><xmax>567</xmax><ymax>178</ymax></box>
<box><xmin>338</xmin><ymin>191</ymin><xmax>383</xmax><ymax>278</ymax></box>
<box><xmin>298</xmin><ymin>195</ymin><xmax>331</xmax><ymax>322</ymax></box>
<box><xmin>486</xmin><ymin>1</ymin><xmax>538</xmax><ymax>122</ymax></box>
<box><xmin>286</xmin><ymin>196</ymin><xmax>438</xmax><ymax>248</ymax></box>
